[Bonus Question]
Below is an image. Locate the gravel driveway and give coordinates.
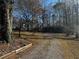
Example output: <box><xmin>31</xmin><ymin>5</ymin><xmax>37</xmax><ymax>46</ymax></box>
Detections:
<box><xmin>17</xmin><ymin>33</ymin><xmax>79</xmax><ymax>59</ymax></box>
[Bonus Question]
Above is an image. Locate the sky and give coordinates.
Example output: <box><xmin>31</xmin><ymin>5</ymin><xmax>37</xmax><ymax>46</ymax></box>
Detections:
<box><xmin>41</xmin><ymin>0</ymin><xmax>58</xmax><ymax>7</ymax></box>
<box><xmin>45</xmin><ymin>0</ymin><xmax>58</xmax><ymax>5</ymax></box>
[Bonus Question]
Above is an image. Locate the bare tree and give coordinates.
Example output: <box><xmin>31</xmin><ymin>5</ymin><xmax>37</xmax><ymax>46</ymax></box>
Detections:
<box><xmin>0</xmin><ymin>0</ymin><xmax>13</xmax><ymax>43</ymax></box>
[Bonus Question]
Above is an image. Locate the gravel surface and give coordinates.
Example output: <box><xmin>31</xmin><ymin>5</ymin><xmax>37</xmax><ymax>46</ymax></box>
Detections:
<box><xmin>19</xmin><ymin>39</ymin><xmax>63</xmax><ymax>59</ymax></box>
<box><xmin>16</xmin><ymin>32</ymin><xmax>79</xmax><ymax>59</ymax></box>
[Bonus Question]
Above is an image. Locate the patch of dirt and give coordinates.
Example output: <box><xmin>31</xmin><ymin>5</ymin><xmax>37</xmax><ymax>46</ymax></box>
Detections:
<box><xmin>0</xmin><ymin>38</ymin><xmax>29</xmax><ymax>57</ymax></box>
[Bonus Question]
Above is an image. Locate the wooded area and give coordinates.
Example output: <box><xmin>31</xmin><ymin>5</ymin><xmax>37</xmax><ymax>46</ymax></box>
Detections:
<box><xmin>0</xmin><ymin>0</ymin><xmax>79</xmax><ymax>59</ymax></box>
<box><xmin>0</xmin><ymin>0</ymin><xmax>79</xmax><ymax>42</ymax></box>
<box><xmin>13</xmin><ymin>0</ymin><xmax>79</xmax><ymax>37</ymax></box>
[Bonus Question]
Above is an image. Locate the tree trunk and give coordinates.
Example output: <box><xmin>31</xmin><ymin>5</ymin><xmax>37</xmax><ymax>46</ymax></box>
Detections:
<box><xmin>0</xmin><ymin>0</ymin><xmax>13</xmax><ymax>43</ymax></box>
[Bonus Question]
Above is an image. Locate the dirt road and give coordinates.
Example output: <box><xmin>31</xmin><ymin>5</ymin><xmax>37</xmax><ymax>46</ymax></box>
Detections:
<box><xmin>17</xmin><ymin>33</ymin><xmax>79</xmax><ymax>59</ymax></box>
